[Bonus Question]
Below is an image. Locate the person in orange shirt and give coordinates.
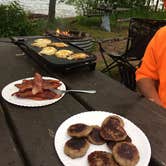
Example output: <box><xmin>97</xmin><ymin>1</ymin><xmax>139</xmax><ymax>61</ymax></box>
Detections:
<box><xmin>136</xmin><ymin>26</ymin><xmax>166</xmax><ymax>108</ymax></box>
<box><xmin>164</xmin><ymin>0</ymin><xmax>166</xmax><ymax>9</ymax></box>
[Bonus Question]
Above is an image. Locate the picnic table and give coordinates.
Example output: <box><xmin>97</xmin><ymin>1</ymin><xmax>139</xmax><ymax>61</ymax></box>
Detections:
<box><xmin>0</xmin><ymin>37</ymin><xmax>166</xmax><ymax>166</ymax></box>
<box><xmin>96</xmin><ymin>4</ymin><xmax>129</xmax><ymax>32</ymax></box>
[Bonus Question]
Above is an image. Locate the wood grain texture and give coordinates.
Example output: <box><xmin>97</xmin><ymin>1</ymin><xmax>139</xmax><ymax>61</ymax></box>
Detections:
<box><xmin>0</xmin><ymin>104</ymin><xmax>24</xmax><ymax>166</ymax></box>
<box><xmin>1</xmin><ymin>40</ymin><xmax>166</xmax><ymax>165</ymax></box>
<box><xmin>0</xmin><ymin>43</ymin><xmax>87</xmax><ymax>166</ymax></box>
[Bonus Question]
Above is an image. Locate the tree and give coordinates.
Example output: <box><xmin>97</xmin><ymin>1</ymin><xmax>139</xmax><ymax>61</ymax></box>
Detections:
<box><xmin>146</xmin><ymin>0</ymin><xmax>151</xmax><ymax>8</ymax></box>
<box><xmin>48</xmin><ymin>0</ymin><xmax>57</xmax><ymax>23</ymax></box>
<box><xmin>155</xmin><ymin>0</ymin><xmax>160</xmax><ymax>11</ymax></box>
<box><xmin>61</xmin><ymin>0</ymin><xmax>148</xmax><ymax>14</ymax></box>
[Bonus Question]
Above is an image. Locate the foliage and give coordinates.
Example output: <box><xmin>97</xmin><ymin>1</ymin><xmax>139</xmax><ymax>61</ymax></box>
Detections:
<box><xmin>0</xmin><ymin>1</ymin><xmax>36</xmax><ymax>37</ymax></box>
<box><xmin>59</xmin><ymin>0</ymin><xmax>150</xmax><ymax>14</ymax></box>
<box><xmin>0</xmin><ymin>0</ymin><xmax>165</xmax><ymax>37</ymax></box>
<box><xmin>76</xmin><ymin>16</ymin><xmax>101</xmax><ymax>27</ymax></box>
<box><xmin>116</xmin><ymin>7</ymin><xmax>166</xmax><ymax>19</ymax></box>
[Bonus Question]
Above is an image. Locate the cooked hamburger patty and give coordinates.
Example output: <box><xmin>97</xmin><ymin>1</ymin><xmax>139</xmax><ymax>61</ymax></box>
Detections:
<box><xmin>88</xmin><ymin>125</ymin><xmax>105</xmax><ymax>145</ymax></box>
<box><xmin>100</xmin><ymin>116</ymin><xmax>127</xmax><ymax>141</ymax></box>
<box><xmin>112</xmin><ymin>142</ymin><xmax>140</xmax><ymax>166</ymax></box>
<box><xmin>110</xmin><ymin>115</ymin><xmax>124</xmax><ymax>127</ymax></box>
<box><xmin>67</xmin><ymin>123</ymin><xmax>93</xmax><ymax>137</ymax></box>
<box><xmin>88</xmin><ymin>151</ymin><xmax>119</xmax><ymax>166</ymax></box>
<box><xmin>64</xmin><ymin>137</ymin><xmax>89</xmax><ymax>158</ymax></box>
<box><xmin>102</xmin><ymin>116</ymin><xmax>124</xmax><ymax>129</ymax></box>
<box><xmin>107</xmin><ymin>135</ymin><xmax>132</xmax><ymax>150</ymax></box>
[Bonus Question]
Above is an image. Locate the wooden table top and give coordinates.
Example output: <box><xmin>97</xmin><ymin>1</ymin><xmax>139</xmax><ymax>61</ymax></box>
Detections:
<box><xmin>0</xmin><ymin>104</ymin><xmax>24</xmax><ymax>166</ymax></box>
<box><xmin>0</xmin><ymin>38</ymin><xmax>166</xmax><ymax>166</ymax></box>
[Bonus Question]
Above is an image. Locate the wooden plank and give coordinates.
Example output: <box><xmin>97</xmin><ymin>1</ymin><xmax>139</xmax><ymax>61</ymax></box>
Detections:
<box><xmin>83</xmin><ymin>9</ymin><xmax>105</xmax><ymax>17</ymax></box>
<box><xmin>1</xmin><ymin>40</ymin><xmax>166</xmax><ymax>165</ymax></box>
<box><xmin>0</xmin><ymin>38</ymin><xmax>14</xmax><ymax>47</ymax></box>
<box><xmin>0</xmin><ymin>43</ymin><xmax>88</xmax><ymax>165</ymax></box>
<box><xmin>0</xmin><ymin>105</ymin><xmax>24</xmax><ymax>166</ymax></box>
<box><xmin>18</xmin><ymin>40</ymin><xmax>166</xmax><ymax>165</ymax></box>
<box><xmin>1</xmin><ymin>97</ymin><xmax>87</xmax><ymax>166</ymax></box>
<box><xmin>59</xmin><ymin>70</ymin><xmax>165</xmax><ymax>113</ymax></box>
<box><xmin>57</xmin><ymin>70</ymin><xmax>166</xmax><ymax>165</ymax></box>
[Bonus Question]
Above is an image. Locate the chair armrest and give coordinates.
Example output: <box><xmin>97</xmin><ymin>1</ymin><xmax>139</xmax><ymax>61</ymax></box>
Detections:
<box><xmin>94</xmin><ymin>37</ymin><xmax>127</xmax><ymax>57</ymax></box>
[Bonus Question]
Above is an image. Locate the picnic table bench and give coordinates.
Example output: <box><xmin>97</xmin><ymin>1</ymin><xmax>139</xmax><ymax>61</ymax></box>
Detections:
<box><xmin>0</xmin><ymin>37</ymin><xmax>166</xmax><ymax>166</ymax></box>
<box><xmin>84</xmin><ymin>5</ymin><xmax>129</xmax><ymax>32</ymax></box>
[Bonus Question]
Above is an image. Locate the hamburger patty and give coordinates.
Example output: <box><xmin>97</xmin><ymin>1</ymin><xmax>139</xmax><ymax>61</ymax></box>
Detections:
<box><xmin>88</xmin><ymin>151</ymin><xmax>119</xmax><ymax>166</ymax></box>
<box><xmin>67</xmin><ymin>123</ymin><xmax>93</xmax><ymax>137</ymax></box>
<box><xmin>100</xmin><ymin>116</ymin><xmax>127</xmax><ymax>141</ymax></box>
<box><xmin>64</xmin><ymin>137</ymin><xmax>89</xmax><ymax>159</ymax></box>
<box><xmin>107</xmin><ymin>135</ymin><xmax>132</xmax><ymax>150</ymax></box>
<box><xmin>112</xmin><ymin>142</ymin><xmax>140</xmax><ymax>166</ymax></box>
<box><xmin>88</xmin><ymin>125</ymin><xmax>105</xmax><ymax>145</ymax></box>
<box><xmin>110</xmin><ymin>115</ymin><xmax>124</xmax><ymax>127</ymax></box>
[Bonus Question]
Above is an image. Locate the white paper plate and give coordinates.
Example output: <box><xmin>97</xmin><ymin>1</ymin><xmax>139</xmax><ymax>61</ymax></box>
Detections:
<box><xmin>1</xmin><ymin>77</ymin><xmax>66</xmax><ymax>107</ymax></box>
<box><xmin>54</xmin><ymin>111</ymin><xmax>151</xmax><ymax>166</ymax></box>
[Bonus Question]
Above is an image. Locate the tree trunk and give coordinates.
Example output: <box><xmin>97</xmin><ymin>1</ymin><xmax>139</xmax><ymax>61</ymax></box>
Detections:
<box><xmin>155</xmin><ymin>0</ymin><xmax>159</xmax><ymax>11</ymax></box>
<box><xmin>146</xmin><ymin>0</ymin><xmax>151</xmax><ymax>8</ymax></box>
<box><xmin>48</xmin><ymin>0</ymin><xmax>56</xmax><ymax>23</ymax></box>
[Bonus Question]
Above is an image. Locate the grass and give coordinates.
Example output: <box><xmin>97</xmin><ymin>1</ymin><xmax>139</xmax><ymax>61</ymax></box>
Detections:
<box><xmin>32</xmin><ymin>16</ymin><xmax>129</xmax><ymax>77</ymax></box>
<box><xmin>2</xmin><ymin>2</ymin><xmax>166</xmax><ymax>82</ymax></box>
<box><xmin>31</xmin><ymin>12</ymin><xmax>161</xmax><ymax>83</ymax></box>
<box><xmin>47</xmin><ymin>16</ymin><xmax>129</xmax><ymax>39</ymax></box>
<box><xmin>15</xmin><ymin>9</ymin><xmax>166</xmax><ymax>81</ymax></box>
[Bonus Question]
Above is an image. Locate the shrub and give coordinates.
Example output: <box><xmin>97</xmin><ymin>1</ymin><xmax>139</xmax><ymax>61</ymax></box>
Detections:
<box><xmin>0</xmin><ymin>1</ymin><xmax>36</xmax><ymax>37</ymax></box>
<box><xmin>76</xmin><ymin>16</ymin><xmax>101</xmax><ymax>27</ymax></box>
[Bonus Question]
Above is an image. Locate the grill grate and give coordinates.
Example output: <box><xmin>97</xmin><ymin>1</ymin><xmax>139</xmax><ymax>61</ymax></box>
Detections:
<box><xmin>46</xmin><ymin>30</ymin><xmax>94</xmax><ymax>51</ymax></box>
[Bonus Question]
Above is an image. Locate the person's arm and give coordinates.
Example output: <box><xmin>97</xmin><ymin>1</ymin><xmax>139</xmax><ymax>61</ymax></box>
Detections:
<box><xmin>136</xmin><ymin>78</ymin><xmax>162</xmax><ymax>106</ymax></box>
<box><xmin>135</xmin><ymin>28</ymin><xmax>164</xmax><ymax>106</ymax></box>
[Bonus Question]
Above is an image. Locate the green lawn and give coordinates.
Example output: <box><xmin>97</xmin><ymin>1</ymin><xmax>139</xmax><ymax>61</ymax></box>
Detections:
<box><xmin>38</xmin><ymin>16</ymin><xmax>128</xmax><ymax>77</ymax></box>
<box><xmin>1</xmin><ymin>1</ymin><xmax>166</xmax><ymax>81</ymax></box>
<box><xmin>48</xmin><ymin>16</ymin><xmax>129</xmax><ymax>39</ymax></box>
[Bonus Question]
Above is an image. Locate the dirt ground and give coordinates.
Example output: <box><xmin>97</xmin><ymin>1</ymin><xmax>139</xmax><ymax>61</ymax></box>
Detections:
<box><xmin>93</xmin><ymin>38</ymin><xmax>127</xmax><ymax>71</ymax></box>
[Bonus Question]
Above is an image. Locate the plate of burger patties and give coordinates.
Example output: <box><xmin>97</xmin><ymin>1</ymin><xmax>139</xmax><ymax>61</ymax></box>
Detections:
<box><xmin>1</xmin><ymin>73</ymin><xmax>66</xmax><ymax>107</ymax></box>
<box><xmin>54</xmin><ymin>111</ymin><xmax>151</xmax><ymax>166</ymax></box>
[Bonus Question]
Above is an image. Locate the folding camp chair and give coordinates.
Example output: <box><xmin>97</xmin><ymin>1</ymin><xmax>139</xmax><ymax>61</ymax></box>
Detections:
<box><xmin>118</xmin><ymin>62</ymin><xmax>137</xmax><ymax>91</ymax></box>
<box><xmin>98</xmin><ymin>17</ymin><xmax>166</xmax><ymax>90</ymax></box>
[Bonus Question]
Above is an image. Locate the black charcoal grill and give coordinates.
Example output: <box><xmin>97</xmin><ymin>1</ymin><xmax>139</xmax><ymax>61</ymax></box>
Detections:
<box><xmin>46</xmin><ymin>30</ymin><xmax>94</xmax><ymax>51</ymax></box>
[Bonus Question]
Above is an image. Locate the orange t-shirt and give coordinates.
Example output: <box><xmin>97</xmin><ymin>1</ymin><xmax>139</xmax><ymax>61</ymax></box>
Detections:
<box><xmin>136</xmin><ymin>26</ymin><xmax>166</xmax><ymax>107</ymax></box>
<box><xmin>164</xmin><ymin>0</ymin><xmax>166</xmax><ymax>8</ymax></box>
